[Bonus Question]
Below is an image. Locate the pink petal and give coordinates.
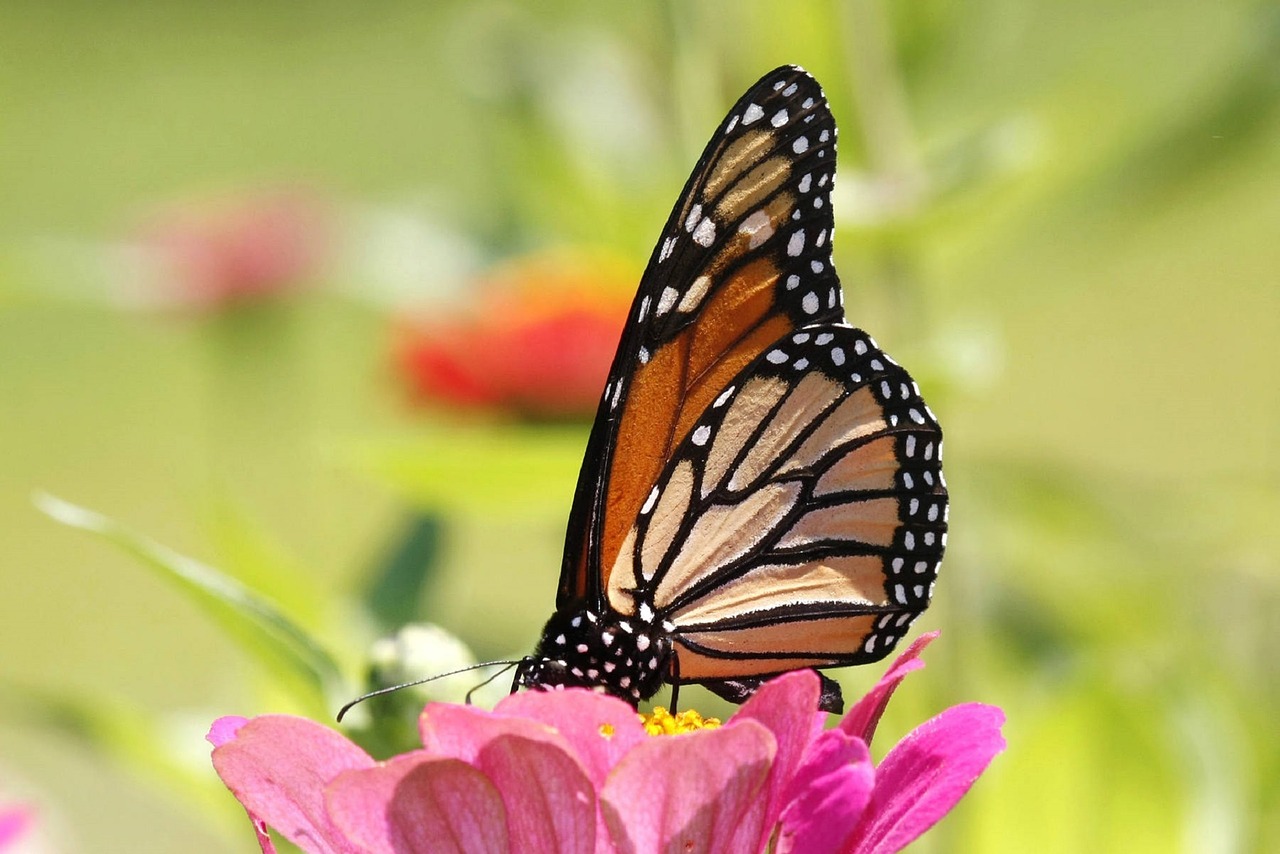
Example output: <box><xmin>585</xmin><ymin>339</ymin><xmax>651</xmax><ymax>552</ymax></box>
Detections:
<box><xmin>419</xmin><ymin>702</ymin><xmax>562</xmax><ymax>763</ymax></box>
<box><xmin>0</xmin><ymin>804</ymin><xmax>34</xmax><ymax>848</ymax></box>
<box><xmin>775</xmin><ymin>730</ymin><xmax>873</xmax><ymax>854</ymax></box>
<box><xmin>475</xmin><ymin>734</ymin><xmax>597</xmax><ymax>854</ymax></box>
<box><xmin>846</xmin><ymin>703</ymin><xmax>1006</xmax><ymax>854</ymax></box>
<box><xmin>601</xmin><ymin>719</ymin><xmax>776</xmax><ymax>854</ymax></box>
<box><xmin>211</xmin><ymin>715</ymin><xmax>374</xmax><ymax>854</ymax></box>
<box><xmin>497</xmin><ymin>688</ymin><xmax>647</xmax><ymax>788</ymax></box>
<box><xmin>732</xmin><ymin>670</ymin><xmax>826</xmax><ymax>841</ymax></box>
<box><xmin>424</xmin><ymin>695</ymin><xmax>614</xmax><ymax>854</ymax></box>
<box><xmin>326</xmin><ymin>752</ymin><xmax>509</xmax><ymax>854</ymax></box>
<box><xmin>207</xmin><ymin>716</ymin><xmax>279</xmax><ymax>853</ymax></box>
<box><xmin>207</xmin><ymin>715</ymin><xmax>250</xmax><ymax>747</ymax></box>
<box><xmin>841</xmin><ymin>631</ymin><xmax>938</xmax><ymax>745</ymax></box>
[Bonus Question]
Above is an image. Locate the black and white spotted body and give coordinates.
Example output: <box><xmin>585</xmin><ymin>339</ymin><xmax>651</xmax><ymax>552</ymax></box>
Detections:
<box><xmin>514</xmin><ymin>605</ymin><xmax>675</xmax><ymax>705</ymax></box>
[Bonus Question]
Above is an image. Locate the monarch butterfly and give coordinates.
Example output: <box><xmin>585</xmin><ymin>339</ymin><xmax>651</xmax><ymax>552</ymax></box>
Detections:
<box><xmin>513</xmin><ymin>65</ymin><xmax>946</xmax><ymax>714</ymax></box>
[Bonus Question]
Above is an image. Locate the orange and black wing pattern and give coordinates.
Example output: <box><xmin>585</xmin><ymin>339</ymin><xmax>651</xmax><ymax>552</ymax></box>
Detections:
<box><xmin>558</xmin><ymin>65</ymin><xmax>849</xmax><ymax>610</ymax></box>
<box><xmin>605</xmin><ymin>324</ymin><xmax>945</xmax><ymax>691</ymax></box>
<box><xmin>532</xmin><ymin>65</ymin><xmax>947</xmax><ymax>711</ymax></box>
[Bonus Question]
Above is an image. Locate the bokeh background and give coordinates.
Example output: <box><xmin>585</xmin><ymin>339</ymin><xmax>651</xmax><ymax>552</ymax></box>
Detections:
<box><xmin>2</xmin><ymin>1</ymin><xmax>1277</xmax><ymax>851</ymax></box>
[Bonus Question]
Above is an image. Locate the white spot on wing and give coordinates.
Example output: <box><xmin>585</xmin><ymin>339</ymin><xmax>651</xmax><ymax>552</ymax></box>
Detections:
<box><xmin>657</xmin><ymin>286</ymin><xmax>679</xmax><ymax>316</ymax></box>
<box><xmin>692</xmin><ymin>217</ymin><xmax>716</xmax><ymax>247</ymax></box>
<box><xmin>793</xmin><ymin>136</ymin><xmax>809</xmax><ymax>154</ymax></box>
<box><xmin>742</xmin><ymin>103</ymin><xmax>764</xmax><ymax>125</ymax></box>
<box><xmin>641</xmin><ymin>486</ymin><xmax>659</xmax><ymax>514</ymax></box>
<box><xmin>659</xmin><ymin>236</ymin><xmax>675</xmax><ymax>262</ymax></box>
<box><xmin>685</xmin><ymin>204</ymin><xmax>703</xmax><ymax>233</ymax></box>
<box><xmin>787</xmin><ymin>230</ymin><xmax>805</xmax><ymax>257</ymax></box>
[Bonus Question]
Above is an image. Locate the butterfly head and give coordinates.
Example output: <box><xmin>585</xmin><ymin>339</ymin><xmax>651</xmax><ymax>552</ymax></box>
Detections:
<box><xmin>512</xmin><ymin>603</ymin><xmax>674</xmax><ymax>707</ymax></box>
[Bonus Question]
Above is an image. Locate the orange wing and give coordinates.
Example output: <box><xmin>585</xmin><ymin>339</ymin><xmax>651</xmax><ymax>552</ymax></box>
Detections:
<box><xmin>557</xmin><ymin>66</ymin><xmax>846</xmax><ymax>610</ymax></box>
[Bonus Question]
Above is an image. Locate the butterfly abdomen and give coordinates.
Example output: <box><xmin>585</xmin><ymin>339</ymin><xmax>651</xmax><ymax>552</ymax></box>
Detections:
<box><xmin>516</xmin><ymin>603</ymin><xmax>675</xmax><ymax>705</ymax></box>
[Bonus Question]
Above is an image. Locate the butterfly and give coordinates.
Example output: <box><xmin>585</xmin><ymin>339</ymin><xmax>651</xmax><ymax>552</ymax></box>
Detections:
<box><xmin>512</xmin><ymin>65</ymin><xmax>946</xmax><ymax>714</ymax></box>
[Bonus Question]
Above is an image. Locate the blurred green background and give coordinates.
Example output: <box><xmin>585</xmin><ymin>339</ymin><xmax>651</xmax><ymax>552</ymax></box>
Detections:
<box><xmin>1</xmin><ymin>1</ymin><xmax>1277</xmax><ymax>851</ymax></box>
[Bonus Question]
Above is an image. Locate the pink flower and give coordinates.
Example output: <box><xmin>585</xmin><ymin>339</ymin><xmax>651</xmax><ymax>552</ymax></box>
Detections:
<box><xmin>209</xmin><ymin>633</ymin><xmax>1004</xmax><ymax>853</ymax></box>
<box><xmin>138</xmin><ymin>189</ymin><xmax>329</xmax><ymax>309</ymax></box>
<box><xmin>0</xmin><ymin>802</ymin><xmax>35</xmax><ymax>852</ymax></box>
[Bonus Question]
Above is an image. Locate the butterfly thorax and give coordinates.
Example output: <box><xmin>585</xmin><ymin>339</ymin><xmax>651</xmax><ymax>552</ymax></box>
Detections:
<box><xmin>514</xmin><ymin>603</ymin><xmax>674</xmax><ymax>706</ymax></box>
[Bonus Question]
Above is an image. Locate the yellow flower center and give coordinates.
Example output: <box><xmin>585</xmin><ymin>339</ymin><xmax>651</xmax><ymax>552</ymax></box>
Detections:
<box><xmin>640</xmin><ymin>706</ymin><xmax>722</xmax><ymax>735</ymax></box>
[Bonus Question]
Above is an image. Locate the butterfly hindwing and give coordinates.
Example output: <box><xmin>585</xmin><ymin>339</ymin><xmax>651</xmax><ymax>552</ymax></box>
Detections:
<box><xmin>601</xmin><ymin>324</ymin><xmax>946</xmax><ymax>683</ymax></box>
<box><xmin>558</xmin><ymin>66</ymin><xmax>845</xmax><ymax>612</ymax></box>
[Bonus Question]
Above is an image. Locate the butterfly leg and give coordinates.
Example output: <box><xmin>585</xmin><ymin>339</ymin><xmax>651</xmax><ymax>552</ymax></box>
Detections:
<box><xmin>668</xmin><ymin>652</ymin><xmax>682</xmax><ymax>714</ymax></box>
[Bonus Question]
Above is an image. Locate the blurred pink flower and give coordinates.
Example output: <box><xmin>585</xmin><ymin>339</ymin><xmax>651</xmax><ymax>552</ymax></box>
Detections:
<box><xmin>0</xmin><ymin>802</ymin><xmax>34</xmax><ymax>851</ymax></box>
<box><xmin>209</xmin><ymin>633</ymin><xmax>1004</xmax><ymax>853</ymax></box>
<box><xmin>394</xmin><ymin>255</ymin><xmax>633</xmax><ymax>419</ymax></box>
<box><xmin>139</xmin><ymin>189</ymin><xmax>329</xmax><ymax>309</ymax></box>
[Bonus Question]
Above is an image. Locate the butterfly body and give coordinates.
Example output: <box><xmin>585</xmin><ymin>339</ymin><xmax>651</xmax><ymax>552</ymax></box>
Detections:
<box><xmin>515</xmin><ymin>66</ymin><xmax>946</xmax><ymax>714</ymax></box>
<box><xmin>516</xmin><ymin>604</ymin><xmax>675</xmax><ymax>705</ymax></box>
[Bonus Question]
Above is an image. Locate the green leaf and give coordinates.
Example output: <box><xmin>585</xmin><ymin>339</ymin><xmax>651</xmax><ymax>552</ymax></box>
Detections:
<box><xmin>362</xmin><ymin>510</ymin><xmax>445</xmax><ymax>631</ymax></box>
<box><xmin>203</xmin><ymin>493</ymin><xmax>327</xmax><ymax>629</ymax></box>
<box><xmin>36</xmin><ymin>493</ymin><xmax>344</xmax><ymax>711</ymax></box>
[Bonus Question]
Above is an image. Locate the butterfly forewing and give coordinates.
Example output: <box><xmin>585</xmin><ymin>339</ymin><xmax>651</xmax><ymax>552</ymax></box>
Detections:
<box><xmin>558</xmin><ymin>66</ymin><xmax>845</xmax><ymax>611</ymax></box>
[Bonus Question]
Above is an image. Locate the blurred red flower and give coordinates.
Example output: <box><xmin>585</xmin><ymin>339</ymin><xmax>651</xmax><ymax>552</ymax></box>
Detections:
<box><xmin>139</xmin><ymin>189</ymin><xmax>329</xmax><ymax>309</ymax></box>
<box><xmin>395</xmin><ymin>255</ymin><xmax>634</xmax><ymax>419</ymax></box>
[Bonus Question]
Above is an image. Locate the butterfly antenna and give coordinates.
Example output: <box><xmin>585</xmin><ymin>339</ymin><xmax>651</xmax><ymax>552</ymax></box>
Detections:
<box><xmin>465</xmin><ymin>661</ymin><xmax>519</xmax><ymax>705</ymax></box>
<box><xmin>336</xmin><ymin>659</ymin><xmax>519</xmax><ymax>722</ymax></box>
